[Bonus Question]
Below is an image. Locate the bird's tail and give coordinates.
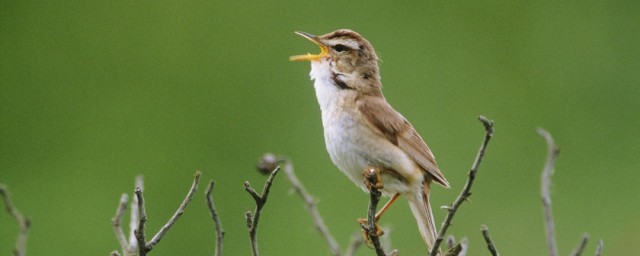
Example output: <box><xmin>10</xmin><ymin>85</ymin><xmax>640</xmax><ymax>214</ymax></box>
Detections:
<box><xmin>407</xmin><ymin>181</ymin><xmax>441</xmax><ymax>255</ymax></box>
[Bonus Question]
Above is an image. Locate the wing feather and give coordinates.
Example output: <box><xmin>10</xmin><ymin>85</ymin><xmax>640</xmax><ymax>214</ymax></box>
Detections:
<box><xmin>357</xmin><ymin>96</ymin><xmax>449</xmax><ymax>188</ymax></box>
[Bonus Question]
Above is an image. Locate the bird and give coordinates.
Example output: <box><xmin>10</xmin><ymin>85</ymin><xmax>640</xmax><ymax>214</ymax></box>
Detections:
<box><xmin>290</xmin><ymin>29</ymin><xmax>449</xmax><ymax>254</ymax></box>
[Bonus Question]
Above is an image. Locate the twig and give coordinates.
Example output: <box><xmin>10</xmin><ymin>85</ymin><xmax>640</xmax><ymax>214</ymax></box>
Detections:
<box><xmin>274</xmin><ymin>155</ymin><xmax>342</xmax><ymax>255</ymax></box>
<box><xmin>133</xmin><ymin>172</ymin><xmax>201</xmax><ymax>256</ymax></box>
<box><xmin>429</xmin><ymin>116</ymin><xmax>495</xmax><ymax>256</ymax></box>
<box><xmin>134</xmin><ymin>186</ymin><xmax>148</xmax><ymax>256</ymax></box>
<box><xmin>444</xmin><ymin>244</ymin><xmax>461</xmax><ymax>256</ymax></box>
<box><xmin>244</xmin><ymin>166</ymin><xmax>281</xmax><ymax>256</ymax></box>
<box><xmin>147</xmin><ymin>172</ymin><xmax>201</xmax><ymax>249</ymax></box>
<box><xmin>345</xmin><ymin>231</ymin><xmax>365</xmax><ymax>256</ymax></box>
<box><xmin>128</xmin><ymin>175</ymin><xmax>144</xmax><ymax>253</ymax></box>
<box><xmin>595</xmin><ymin>240</ymin><xmax>603</xmax><ymax>256</ymax></box>
<box><xmin>360</xmin><ymin>168</ymin><xmax>387</xmax><ymax>256</ymax></box>
<box><xmin>112</xmin><ymin>193</ymin><xmax>129</xmax><ymax>255</ymax></box>
<box><xmin>537</xmin><ymin>128</ymin><xmax>560</xmax><ymax>256</ymax></box>
<box><xmin>458</xmin><ymin>238</ymin><xmax>469</xmax><ymax>256</ymax></box>
<box><xmin>0</xmin><ymin>184</ymin><xmax>31</xmax><ymax>256</ymax></box>
<box><xmin>205</xmin><ymin>180</ymin><xmax>225</xmax><ymax>256</ymax></box>
<box><xmin>480</xmin><ymin>225</ymin><xmax>499</xmax><ymax>256</ymax></box>
<box><xmin>570</xmin><ymin>233</ymin><xmax>589</xmax><ymax>256</ymax></box>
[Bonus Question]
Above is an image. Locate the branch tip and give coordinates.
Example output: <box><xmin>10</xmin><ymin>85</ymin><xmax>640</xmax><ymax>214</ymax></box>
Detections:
<box><xmin>430</xmin><ymin>116</ymin><xmax>495</xmax><ymax>256</ymax></box>
<box><xmin>570</xmin><ymin>233</ymin><xmax>589</xmax><ymax>256</ymax></box>
<box><xmin>480</xmin><ymin>225</ymin><xmax>499</xmax><ymax>256</ymax></box>
<box><xmin>205</xmin><ymin>179</ymin><xmax>224</xmax><ymax>256</ymax></box>
<box><xmin>539</xmin><ymin>127</ymin><xmax>559</xmax><ymax>256</ymax></box>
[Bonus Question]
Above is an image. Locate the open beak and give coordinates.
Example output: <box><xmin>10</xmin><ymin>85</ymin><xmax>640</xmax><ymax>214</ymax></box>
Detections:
<box><xmin>289</xmin><ymin>31</ymin><xmax>329</xmax><ymax>62</ymax></box>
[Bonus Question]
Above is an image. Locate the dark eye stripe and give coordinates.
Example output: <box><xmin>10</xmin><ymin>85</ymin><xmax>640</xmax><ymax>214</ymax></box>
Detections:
<box><xmin>333</xmin><ymin>44</ymin><xmax>349</xmax><ymax>52</ymax></box>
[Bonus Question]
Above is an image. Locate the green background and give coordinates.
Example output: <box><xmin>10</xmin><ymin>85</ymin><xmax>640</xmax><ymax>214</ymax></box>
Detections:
<box><xmin>1</xmin><ymin>1</ymin><xmax>639</xmax><ymax>255</ymax></box>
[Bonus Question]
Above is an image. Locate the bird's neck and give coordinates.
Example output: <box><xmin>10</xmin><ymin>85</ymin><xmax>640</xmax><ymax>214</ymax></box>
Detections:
<box><xmin>309</xmin><ymin>60</ymin><xmax>383</xmax><ymax>113</ymax></box>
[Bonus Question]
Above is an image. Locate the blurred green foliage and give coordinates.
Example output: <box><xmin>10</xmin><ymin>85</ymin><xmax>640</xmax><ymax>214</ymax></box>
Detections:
<box><xmin>1</xmin><ymin>1</ymin><xmax>639</xmax><ymax>255</ymax></box>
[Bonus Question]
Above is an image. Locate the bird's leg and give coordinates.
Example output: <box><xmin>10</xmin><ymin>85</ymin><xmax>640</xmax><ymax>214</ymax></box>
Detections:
<box><xmin>375</xmin><ymin>193</ymin><xmax>401</xmax><ymax>222</ymax></box>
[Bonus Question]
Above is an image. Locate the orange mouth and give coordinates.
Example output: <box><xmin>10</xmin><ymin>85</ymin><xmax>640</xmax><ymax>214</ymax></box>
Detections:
<box><xmin>289</xmin><ymin>31</ymin><xmax>329</xmax><ymax>62</ymax></box>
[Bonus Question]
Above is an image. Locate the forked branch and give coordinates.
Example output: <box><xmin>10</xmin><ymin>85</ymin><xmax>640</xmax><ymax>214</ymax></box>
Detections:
<box><xmin>244</xmin><ymin>167</ymin><xmax>281</xmax><ymax>256</ymax></box>
<box><xmin>111</xmin><ymin>172</ymin><xmax>201</xmax><ymax>256</ymax></box>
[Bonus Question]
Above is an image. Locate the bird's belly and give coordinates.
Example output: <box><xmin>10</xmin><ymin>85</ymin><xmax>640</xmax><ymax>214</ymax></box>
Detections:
<box><xmin>322</xmin><ymin>111</ymin><xmax>420</xmax><ymax>195</ymax></box>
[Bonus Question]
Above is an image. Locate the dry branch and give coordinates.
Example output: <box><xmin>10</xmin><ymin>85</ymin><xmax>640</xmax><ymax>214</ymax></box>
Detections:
<box><xmin>244</xmin><ymin>166</ymin><xmax>281</xmax><ymax>256</ymax></box>
<box><xmin>112</xmin><ymin>172</ymin><xmax>200</xmax><ymax>256</ymax></box>
<box><xmin>205</xmin><ymin>180</ymin><xmax>225</xmax><ymax>256</ymax></box>
<box><xmin>595</xmin><ymin>240</ymin><xmax>603</xmax><ymax>256</ymax></box>
<box><xmin>128</xmin><ymin>175</ymin><xmax>143</xmax><ymax>253</ymax></box>
<box><xmin>112</xmin><ymin>193</ymin><xmax>129</xmax><ymax>254</ymax></box>
<box><xmin>345</xmin><ymin>231</ymin><xmax>365</xmax><ymax>256</ymax></box>
<box><xmin>480</xmin><ymin>225</ymin><xmax>499</xmax><ymax>256</ymax></box>
<box><xmin>429</xmin><ymin>116</ymin><xmax>495</xmax><ymax>256</ymax></box>
<box><xmin>537</xmin><ymin>128</ymin><xmax>560</xmax><ymax>256</ymax></box>
<box><xmin>570</xmin><ymin>233</ymin><xmax>589</xmax><ymax>256</ymax></box>
<box><xmin>146</xmin><ymin>172</ymin><xmax>201</xmax><ymax>249</ymax></box>
<box><xmin>277</xmin><ymin>155</ymin><xmax>342</xmax><ymax>255</ymax></box>
<box><xmin>0</xmin><ymin>184</ymin><xmax>31</xmax><ymax>256</ymax></box>
<box><xmin>134</xmin><ymin>186</ymin><xmax>149</xmax><ymax>255</ymax></box>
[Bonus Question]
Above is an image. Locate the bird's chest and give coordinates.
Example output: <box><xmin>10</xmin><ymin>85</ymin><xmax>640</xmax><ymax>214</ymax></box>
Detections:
<box><xmin>320</xmin><ymin>108</ymin><xmax>418</xmax><ymax>194</ymax></box>
<box><xmin>321</xmin><ymin>109</ymin><xmax>375</xmax><ymax>182</ymax></box>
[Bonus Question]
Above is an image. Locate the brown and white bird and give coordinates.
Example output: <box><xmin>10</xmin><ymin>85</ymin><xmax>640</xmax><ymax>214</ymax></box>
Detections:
<box><xmin>290</xmin><ymin>29</ymin><xmax>449</xmax><ymax>253</ymax></box>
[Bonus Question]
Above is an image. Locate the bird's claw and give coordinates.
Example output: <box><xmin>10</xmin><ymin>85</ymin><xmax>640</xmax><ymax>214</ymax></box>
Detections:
<box><xmin>363</xmin><ymin>168</ymin><xmax>384</xmax><ymax>190</ymax></box>
<box><xmin>357</xmin><ymin>218</ymin><xmax>384</xmax><ymax>247</ymax></box>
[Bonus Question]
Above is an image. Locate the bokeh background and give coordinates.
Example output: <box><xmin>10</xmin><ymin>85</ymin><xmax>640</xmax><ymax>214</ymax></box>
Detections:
<box><xmin>1</xmin><ymin>1</ymin><xmax>639</xmax><ymax>255</ymax></box>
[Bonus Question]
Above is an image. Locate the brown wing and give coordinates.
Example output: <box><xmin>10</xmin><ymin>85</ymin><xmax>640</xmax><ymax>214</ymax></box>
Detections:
<box><xmin>357</xmin><ymin>96</ymin><xmax>449</xmax><ymax>188</ymax></box>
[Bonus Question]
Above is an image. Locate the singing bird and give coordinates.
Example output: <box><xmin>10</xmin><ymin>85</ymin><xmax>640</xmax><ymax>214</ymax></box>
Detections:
<box><xmin>290</xmin><ymin>29</ymin><xmax>449</xmax><ymax>254</ymax></box>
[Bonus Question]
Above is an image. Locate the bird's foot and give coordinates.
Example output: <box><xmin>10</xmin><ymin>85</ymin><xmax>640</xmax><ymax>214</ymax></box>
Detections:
<box><xmin>363</xmin><ymin>167</ymin><xmax>384</xmax><ymax>190</ymax></box>
<box><xmin>357</xmin><ymin>218</ymin><xmax>384</xmax><ymax>247</ymax></box>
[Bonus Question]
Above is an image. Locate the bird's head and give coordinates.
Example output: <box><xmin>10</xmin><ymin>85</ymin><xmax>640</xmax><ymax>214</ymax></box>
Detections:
<box><xmin>291</xmin><ymin>29</ymin><xmax>381</xmax><ymax>94</ymax></box>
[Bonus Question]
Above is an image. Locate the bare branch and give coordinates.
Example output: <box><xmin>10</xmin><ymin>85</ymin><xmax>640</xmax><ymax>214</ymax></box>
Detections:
<box><xmin>360</xmin><ymin>168</ymin><xmax>387</xmax><ymax>256</ymax></box>
<box><xmin>430</xmin><ymin>116</ymin><xmax>495</xmax><ymax>256</ymax></box>
<box><xmin>345</xmin><ymin>231</ymin><xmax>365</xmax><ymax>256</ymax></box>
<box><xmin>205</xmin><ymin>180</ymin><xmax>225</xmax><ymax>256</ymax></box>
<box><xmin>131</xmin><ymin>172</ymin><xmax>201</xmax><ymax>256</ymax></box>
<box><xmin>0</xmin><ymin>184</ymin><xmax>31</xmax><ymax>256</ymax></box>
<box><xmin>570</xmin><ymin>233</ymin><xmax>589</xmax><ymax>256</ymax></box>
<box><xmin>146</xmin><ymin>172</ymin><xmax>201</xmax><ymax>250</ymax></box>
<box><xmin>112</xmin><ymin>193</ymin><xmax>129</xmax><ymax>255</ymax></box>
<box><xmin>595</xmin><ymin>240</ymin><xmax>603</xmax><ymax>256</ymax></box>
<box><xmin>458</xmin><ymin>238</ymin><xmax>469</xmax><ymax>256</ymax></box>
<box><xmin>128</xmin><ymin>175</ymin><xmax>144</xmax><ymax>253</ymax></box>
<box><xmin>244</xmin><ymin>166</ymin><xmax>281</xmax><ymax>256</ymax></box>
<box><xmin>134</xmin><ymin>186</ymin><xmax>148</xmax><ymax>256</ymax></box>
<box><xmin>480</xmin><ymin>225</ymin><xmax>499</xmax><ymax>256</ymax></box>
<box><xmin>266</xmin><ymin>155</ymin><xmax>342</xmax><ymax>255</ymax></box>
<box><xmin>444</xmin><ymin>244</ymin><xmax>461</xmax><ymax>256</ymax></box>
<box><xmin>537</xmin><ymin>128</ymin><xmax>560</xmax><ymax>256</ymax></box>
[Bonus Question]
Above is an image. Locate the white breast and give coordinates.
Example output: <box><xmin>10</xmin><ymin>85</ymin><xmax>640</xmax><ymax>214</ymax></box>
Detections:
<box><xmin>308</xmin><ymin>60</ymin><xmax>420</xmax><ymax>195</ymax></box>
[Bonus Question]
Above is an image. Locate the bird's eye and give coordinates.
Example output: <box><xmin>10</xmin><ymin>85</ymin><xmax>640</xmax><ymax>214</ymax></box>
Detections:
<box><xmin>333</xmin><ymin>44</ymin><xmax>348</xmax><ymax>52</ymax></box>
